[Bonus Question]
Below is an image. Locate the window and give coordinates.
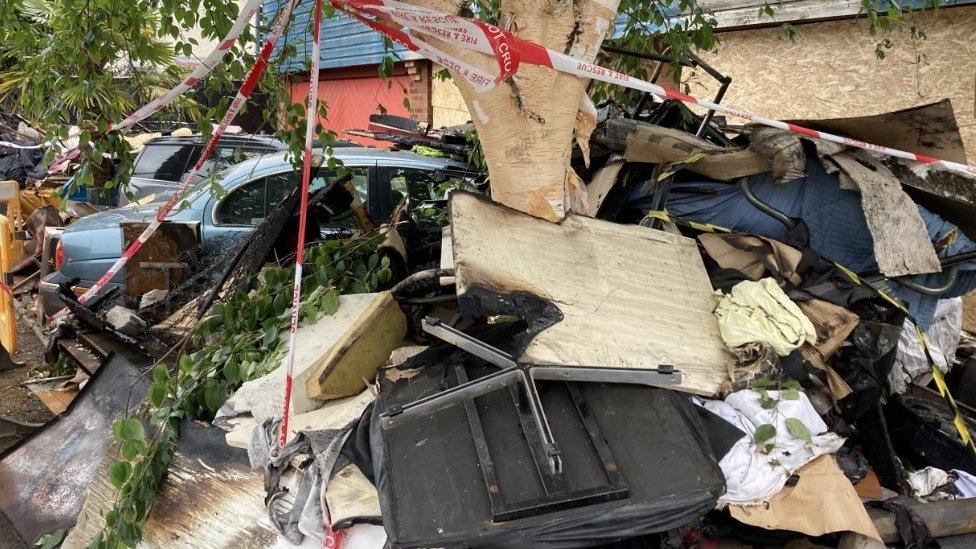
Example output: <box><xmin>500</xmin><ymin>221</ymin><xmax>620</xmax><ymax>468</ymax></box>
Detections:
<box><xmin>313</xmin><ymin>168</ymin><xmax>369</xmax><ymax>233</ymax></box>
<box><xmin>378</xmin><ymin>167</ymin><xmax>465</xmax><ymax>211</ymax></box>
<box><xmin>214</xmin><ymin>167</ymin><xmax>370</xmax><ymax>228</ymax></box>
<box><xmin>214</xmin><ymin>177</ymin><xmax>269</xmax><ymax>226</ymax></box>
<box><xmin>132</xmin><ymin>144</ymin><xmax>195</xmax><ymax>182</ymax></box>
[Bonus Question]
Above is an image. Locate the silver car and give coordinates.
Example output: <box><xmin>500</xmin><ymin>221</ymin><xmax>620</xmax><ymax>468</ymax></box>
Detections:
<box><xmin>41</xmin><ymin>148</ymin><xmax>473</xmax><ymax>315</ymax></box>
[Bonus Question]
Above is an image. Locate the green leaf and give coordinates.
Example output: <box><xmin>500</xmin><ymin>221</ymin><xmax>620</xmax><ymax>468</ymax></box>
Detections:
<box><xmin>108</xmin><ymin>460</ymin><xmax>132</xmax><ymax>490</ymax></box>
<box><xmin>148</xmin><ymin>383</ymin><xmax>167</xmax><ymax>407</ymax></box>
<box><xmin>782</xmin><ymin>379</ymin><xmax>802</xmax><ymax>390</ymax></box>
<box><xmin>152</xmin><ymin>364</ymin><xmax>168</xmax><ymax>384</ymax></box>
<box><xmin>224</xmin><ymin>360</ymin><xmax>240</xmax><ymax>384</ymax></box>
<box><xmin>114</xmin><ymin>418</ymin><xmax>145</xmax><ymax>442</ymax></box>
<box><xmin>748</xmin><ymin>377</ymin><xmax>776</xmax><ymax>390</ymax></box>
<box><xmin>204</xmin><ymin>384</ymin><xmax>226</xmax><ymax>414</ymax></box>
<box><xmin>780</xmin><ymin>388</ymin><xmax>800</xmax><ymax>400</ymax></box>
<box><xmin>753</xmin><ymin>423</ymin><xmax>777</xmax><ymax>444</ymax></box>
<box><xmin>785</xmin><ymin>418</ymin><xmax>812</xmax><ymax>443</ymax></box>
<box><xmin>320</xmin><ymin>289</ymin><xmax>341</xmax><ymax>316</ymax></box>
<box><xmin>120</xmin><ymin>440</ymin><xmax>139</xmax><ymax>461</ymax></box>
<box><xmin>758</xmin><ymin>390</ymin><xmax>778</xmax><ymax>409</ymax></box>
<box><xmin>179</xmin><ymin>354</ymin><xmax>192</xmax><ymax>372</ymax></box>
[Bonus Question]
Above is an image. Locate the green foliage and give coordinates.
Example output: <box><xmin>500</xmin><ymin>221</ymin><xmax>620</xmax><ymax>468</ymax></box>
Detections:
<box><xmin>90</xmin><ymin>234</ymin><xmax>389</xmax><ymax>548</ymax></box>
<box><xmin>0</xmin><ymin>0</ymin><xmax>326</xmax><ymax>193</ymax></box>
<box><xmin>746</xmin><ymin>376</ymin><xmax>813</xmax><ymax>464</ymax></box>
<box><xmin>753</xmin><ymin>423</ymin><xmax>777</xmax><ymax>444</ymax></box>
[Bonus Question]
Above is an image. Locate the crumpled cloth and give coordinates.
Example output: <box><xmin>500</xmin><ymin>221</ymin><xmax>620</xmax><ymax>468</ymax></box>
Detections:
<box><xmin>247</xmin><ymin>418</ymin><xmax>356</xmax><ymax>545</ymax></box>
<box><xmin>700</xmin><ymin>389</ymin><xmax>845</xmax><ymax>506</ymax></box>
<box><xmin>953</xmin><ymin>469</ymin><xmax>976</xmax><ymax>499</ymax></box>
<box><xmin>907</xmin><ymin>466</ymin><xmax>950</xmax><ymax>497</ymax></box>
<box><xmin>714</xmin><ymin>278</ymin><xmax>817</xmax><ymax>356</ymax></box>
<box><xmin>889</xmin><ymin>297</ymin><xmax>962</xmax><ymax>394</ymax></box>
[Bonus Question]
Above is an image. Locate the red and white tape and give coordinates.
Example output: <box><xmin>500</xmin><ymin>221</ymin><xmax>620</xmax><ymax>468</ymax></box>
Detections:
<box><xmin>280</xmin><ymin>0</ymin><xmax>324</xmax><ymax>450</ymax></box>
<box><xmin>46</xmin><ymin>0</ymin><xmax>263</xmax><ymax>174</ymax></box>
<box><xmin>47</xmin><ymin>0</ymin><xmax>300</xmax><ymax>323</ymax></box>
<box><xmin>333</xmin><ymin>0</ymin><xmax>976</xmax><ymax>176</ymax></box>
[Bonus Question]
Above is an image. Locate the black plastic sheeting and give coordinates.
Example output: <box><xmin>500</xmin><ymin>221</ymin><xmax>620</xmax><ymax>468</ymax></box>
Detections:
<box><xmin>363</xmin><ymin>334</ymin><xmax>731</xmax><ymax>548</ymax></box>
<box><xmin>0</xmin><ymin>354</ymin><xmax>148</xmax><ymax>545</ymax></box>
<box><xmin>886</xmin><ymin>392</ymin><xmax>976</xmax><ymax>476</ymax></box>
<box><xmin>0</xmin><ymin>137</ymin><xmax>44</xmax><ymax>182</ymax></box>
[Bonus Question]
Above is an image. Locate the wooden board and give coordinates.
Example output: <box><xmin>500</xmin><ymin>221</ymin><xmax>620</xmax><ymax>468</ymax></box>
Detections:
<box><xmin>450</xmin><ymin>192</ymin><xmax>731</xmax><ymax>396</ymax></box>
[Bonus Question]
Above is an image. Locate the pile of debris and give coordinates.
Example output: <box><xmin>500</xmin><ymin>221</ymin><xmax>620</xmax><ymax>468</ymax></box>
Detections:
<box><xmin>5</xmin><ymin>95</ymin><xmax>976</xmax><ymax>549</ymax></box>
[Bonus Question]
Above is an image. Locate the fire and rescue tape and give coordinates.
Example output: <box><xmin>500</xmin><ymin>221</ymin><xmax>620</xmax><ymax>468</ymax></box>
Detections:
<box><xmin>332</xmin><ymin>0</ymin><xmax>976</xmax><ymax>176</ymax></box>
<box><xmin>46</xmin><ymin>0</ymin><xmax>301</xmax><ymax>323</ymax></box>
<box><xmin>280</xmin><ymin>0</ymin><xmax>324</xmax><ymax>451</ymax></box>
<box><xmin>276</xmin><ymin>8</ymin><xmax>344</xmax><ymax>548</ymax></box>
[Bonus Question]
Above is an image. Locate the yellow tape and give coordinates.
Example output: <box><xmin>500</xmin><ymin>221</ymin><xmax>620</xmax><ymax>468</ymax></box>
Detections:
<box><xmin>643</xmin><ymin>210</ymin><xmax>731</xmax><ymax>234</ymax></box>
<box><xmin>916</xmin><ymin>329</ymin><xmax>976</xmax><ymax>452</ymax></box>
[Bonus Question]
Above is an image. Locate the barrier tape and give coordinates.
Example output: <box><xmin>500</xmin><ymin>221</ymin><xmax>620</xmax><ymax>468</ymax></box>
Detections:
<box><xmin>45</xmin><ymin>0</ymin><xmax>263</xmax><ymax>173</ymax></box>
<box><xmin>331</xmin><ymin>0</ymin><xmax>976</xmax><ymax>177</ymax></box>
<box><xmin>47</xmin><ymin>0</ymin><xmax>300</xmax><ymax>323</ymax></box>
<box><xmin>646</xmin><ymin>209</ymin><xmax>976</xmax><ymax>453</ymax></box>
<box><xmin>280</xmin><ymin>0</ymin><xmax>324</xmax><ymax>451</ymax></box>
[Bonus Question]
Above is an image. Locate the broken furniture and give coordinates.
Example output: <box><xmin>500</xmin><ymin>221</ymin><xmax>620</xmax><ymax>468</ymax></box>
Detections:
<box><xmin>445</xmin><ymin>191</ymin><xmax>731</xmax><ymax>396</ymax></box>
<box><xmin>120</xmin><ymin>221</ymin><xmax>200</xmax><ymax>310</ymax></box>
<box><xmin>373</xmin><ymin>336</ymin><xmax>728</xmax><ymax>547</ymax></box>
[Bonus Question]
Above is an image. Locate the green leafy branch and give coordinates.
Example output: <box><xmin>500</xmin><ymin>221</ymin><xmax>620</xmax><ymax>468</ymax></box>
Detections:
<box><xmin>747</xmin><ymin>377</ymin><xmax>812</xmax><ymax>468</ymax></box>
<box><xmin>89</xmin><ymin>234</ymin><xmax>391</xmax><ymax>548</ymax></box>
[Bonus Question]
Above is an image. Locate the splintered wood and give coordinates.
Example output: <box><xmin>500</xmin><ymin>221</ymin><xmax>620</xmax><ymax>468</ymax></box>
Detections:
<box><xmin>449</xmin><ymin>192</ymin><xmax>731</xmax><ymax>396</ymax></box>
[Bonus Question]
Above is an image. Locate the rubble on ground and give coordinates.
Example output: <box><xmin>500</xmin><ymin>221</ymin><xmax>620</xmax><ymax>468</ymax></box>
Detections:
<box><xmin>5</xmin><ymin>98</ymin><xmax>976</xmax><ymax>549</ymax></box>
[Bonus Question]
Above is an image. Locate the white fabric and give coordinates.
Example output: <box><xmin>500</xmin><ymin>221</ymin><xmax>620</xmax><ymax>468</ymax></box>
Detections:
<box><xmin>889</xmin><ymin>297</ymin><xmax>963</xmax><ymax>394</ymax></box>
<box><xmin>907</xmin><ymin>466</ymin><xmax>950</xmax><ymax>497</ymax></box>
<box><xmin>953</xmin><ymin>469</ymin><xmax>976</xmax><ymax>499</ymax></box>
<box><xmin>701</xmin><ymin>389</ymin><xmax>845</xmax><ymax>506</ymax></box>
<box><xmin>715</xmin><ymin>278</ymin><xmax>817</xmax><ymax>356</ymax></box>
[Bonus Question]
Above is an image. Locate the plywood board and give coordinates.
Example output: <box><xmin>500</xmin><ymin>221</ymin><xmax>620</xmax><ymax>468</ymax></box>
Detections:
<box><xmin>450</xmin><ymin>192</ymin><xmax>731</xmax><ymax>396</ymax></box>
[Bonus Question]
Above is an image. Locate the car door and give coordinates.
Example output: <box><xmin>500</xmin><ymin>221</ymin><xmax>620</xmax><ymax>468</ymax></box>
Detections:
<box><xmin>202</xmin><ymin>164</ymin><xmax>375</xmax><ymax>253</ymax></box>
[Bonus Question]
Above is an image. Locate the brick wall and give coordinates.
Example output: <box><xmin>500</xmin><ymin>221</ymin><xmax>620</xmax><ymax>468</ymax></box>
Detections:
<box><xmin>405</xmin><ymin>60</ymin><xmax>433</xmax><ymax>127</ymax></box>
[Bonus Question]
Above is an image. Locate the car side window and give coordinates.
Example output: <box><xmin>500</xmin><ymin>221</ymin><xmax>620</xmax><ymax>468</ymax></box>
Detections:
<box><xmin>132</xmin><ymin>144</ymin><xmax>195</xmax><ymax>182</ymax></box>
<box><xmin>313</xmin><ymin>168</ymin><xmax>369</xmax><ymax>232</ymax></box>
<box><xmin>377</xmin><ymin>166</ymin><xmax>460</xmax><ymax>209</ymax></box>
<box><xmin>214</xmin><ymin>177</ymin><xmax>268</xmax><ymax>226</ymax></box>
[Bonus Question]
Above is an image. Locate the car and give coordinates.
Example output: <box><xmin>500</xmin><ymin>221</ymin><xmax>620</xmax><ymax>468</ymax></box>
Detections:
<box><xmin>120</xmin><ymin>134</ymin><xmax>289</xmax><ymax>206</ymax></box>
<box><xmin>40</xmin><ymin>148</ymin><xmax>475</xmax><ymax>316</ymax></box>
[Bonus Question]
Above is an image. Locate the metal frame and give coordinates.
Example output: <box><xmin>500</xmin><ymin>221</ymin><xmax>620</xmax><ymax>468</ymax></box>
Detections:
<box><xmin>381</xmin><ymin>317</ymin><xmax>683</xmax><ymax>473</ymax></box>
<box><xmin>380</xmin><ymin>317</ymin><xmax>685</xmax><ymax>520</ymax></box>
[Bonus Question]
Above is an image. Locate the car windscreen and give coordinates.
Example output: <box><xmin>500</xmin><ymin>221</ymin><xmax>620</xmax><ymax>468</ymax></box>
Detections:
<box><xmin>131</xmin><ymin>144</ymin><xmax>196</xmax><ymax>182</ymax></box>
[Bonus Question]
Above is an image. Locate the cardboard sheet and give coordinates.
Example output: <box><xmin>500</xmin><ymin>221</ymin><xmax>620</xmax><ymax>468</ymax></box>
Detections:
<box><xmin>729</xmin><ymin>455</ymin><xmax>881</xmax><ymax>541</ymax></box>
<box><xmin>450</xmin><ymin>192</ymin><xmax>731</xmax><ymax>396</ymax></box>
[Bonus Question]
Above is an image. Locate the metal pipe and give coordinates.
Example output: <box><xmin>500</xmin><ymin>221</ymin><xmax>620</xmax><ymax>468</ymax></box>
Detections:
<box><xmin>739</xmin><ymin>177</ymin><xmax>796</xmax><ymax>230</ymax></box>
<box><xmin>894</xmin><ymin>265</ymin><xmax>960</xmax><ymax>296</ymax></box>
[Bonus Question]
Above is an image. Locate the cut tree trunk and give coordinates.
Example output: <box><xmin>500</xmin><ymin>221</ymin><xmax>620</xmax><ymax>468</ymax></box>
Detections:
<box><xmin>405</xmin><ymin>0</ymin><xmax>621</xmax><ymax>221</ymax></box>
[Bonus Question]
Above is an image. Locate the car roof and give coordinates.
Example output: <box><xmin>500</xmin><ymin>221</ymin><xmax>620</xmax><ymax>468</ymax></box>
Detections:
<box><xmin>140</xmin><ymin>134</ymin><xmax>362</xmax><ymax>149</ymax></box>
<box><xmin>141</xmin><ymin>134</ymin><xmax>286</xmax><ymax>149</ymax></box>
<box><xmin>180</xmin><ymin>148</ymin><xmax>476</xmax><ymax>204</ymax></box>
<box><xmin>221</xmin><ymin>148</ymin><xmax>474</xmax><ymax>182</ymax></box>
